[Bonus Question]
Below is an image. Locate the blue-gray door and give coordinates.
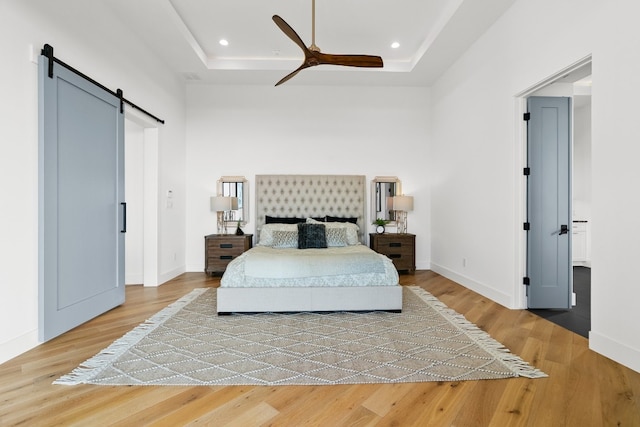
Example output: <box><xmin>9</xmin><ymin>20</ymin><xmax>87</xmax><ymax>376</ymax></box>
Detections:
<box><xmin>526</xmin><ymin>96</ymin><xmax>571</xmax><ymax>309</ymax></box>
<box><xmin>39</xmin><ymin>58</ymin><xmax>125</xmax><ymax>341</ymax></box>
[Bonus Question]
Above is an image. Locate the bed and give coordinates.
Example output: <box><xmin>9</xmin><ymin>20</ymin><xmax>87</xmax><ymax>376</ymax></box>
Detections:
<box><xmin>217</xmin><ymin>174</ymin><xmax>402</xmax><ymax>314</ymax></box>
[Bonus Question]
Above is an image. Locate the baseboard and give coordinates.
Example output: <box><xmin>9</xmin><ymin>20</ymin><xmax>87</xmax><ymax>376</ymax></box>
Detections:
<box><xmin>0</xmin><ymin>329</ymin><xmax>39</xmax><ymax>365</ymax></box>
<box><xmin>430</xmin><ymin>262</ymin><xmax>513</xmax><ymax>308</ymax></box>
<box><xmin>589</xmin><ymin>331</ymin><xmax>640</xmax><ymax>374</ymax></box>
<box><xmin>157</xmin><ymin>265</ymin><xmax>186</xmax><ymax>287</ymax></box>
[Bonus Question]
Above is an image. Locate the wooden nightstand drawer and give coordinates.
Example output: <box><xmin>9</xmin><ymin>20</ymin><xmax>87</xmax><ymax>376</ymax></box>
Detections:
<box><xmin>369</xmin><ymin>233</ymin><xmax>416</xmax><ymax>274</ymax></box>
<box><xmin>207</xmin><ymin>237</ymin><xmax>248</xmax><ymax>254</ymax></box>
<box><xmin>207</xmin><ymin>258</ymin><xmax>236</xmax><ymax>272</ymax></box>
<box><xmin>205</xmin><ymin>234</ymin><xmax>252</xmax><ymax>275</ymax></box>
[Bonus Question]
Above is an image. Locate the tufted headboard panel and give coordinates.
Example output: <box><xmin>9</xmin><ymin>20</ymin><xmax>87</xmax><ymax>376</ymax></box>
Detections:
<box><xmin>255</xmin><ymin>175</ymin><xmax>367</xmax><ymax>243</ymax></box>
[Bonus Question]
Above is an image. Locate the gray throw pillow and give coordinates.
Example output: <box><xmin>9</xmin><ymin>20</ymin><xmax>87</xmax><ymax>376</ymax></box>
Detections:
<box><xmin>297</xmin><ymin>223</ymin><xmax>327</xmax><ymax>249</ymax></box>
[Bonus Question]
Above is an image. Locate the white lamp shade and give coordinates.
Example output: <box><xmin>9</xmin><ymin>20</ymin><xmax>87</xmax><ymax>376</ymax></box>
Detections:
<box><xmin>393</xmin><ymin>195</ymin><xmax>414</xmax><ymax>211</ymax></box>
<box><xmin>230</xmin><ymin>197</ymin><xmax>239</xmax><ymax>210</ymax></box>
<box><xmin>210</xmin><ymin>196</ymin><xmax>231</xmax><ymax>212</ymax></box>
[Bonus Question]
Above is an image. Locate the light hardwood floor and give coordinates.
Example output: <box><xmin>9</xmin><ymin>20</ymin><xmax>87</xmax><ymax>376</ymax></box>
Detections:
<box><xmin>1</xmin><ymin>271</ymin><xmax>639</xmax><ymax>426</ymax></box>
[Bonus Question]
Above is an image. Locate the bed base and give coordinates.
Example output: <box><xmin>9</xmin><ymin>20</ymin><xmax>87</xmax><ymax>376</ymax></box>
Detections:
<box><xmin>216</xmin><ymin>285</ymin><xmax>403</xmax><ymax>314</ymax></box>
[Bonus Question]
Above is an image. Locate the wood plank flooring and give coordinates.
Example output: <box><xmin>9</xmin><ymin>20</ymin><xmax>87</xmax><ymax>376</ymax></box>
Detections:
<box><xmin>1</xmin><ymin>271</ymin><xmax>639</xmax><ymax>426</ymax></box>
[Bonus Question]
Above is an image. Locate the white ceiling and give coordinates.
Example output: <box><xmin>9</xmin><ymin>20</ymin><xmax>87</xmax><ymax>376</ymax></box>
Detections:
<box><xmin>65</xmin><ymin>0</ymin><xmax>518</xmax><ymax>86</ymax></box>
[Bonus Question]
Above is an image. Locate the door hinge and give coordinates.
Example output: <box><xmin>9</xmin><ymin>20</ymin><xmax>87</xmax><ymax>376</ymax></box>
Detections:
<box><xmin>523</xmin><ymin>112</ymin><xmax>531</xmax><ymax>121</ymax></box>
<box><xmin>523</xmin><ymin>167</ymin><xmax>530</xmax><ymax>176</ymax></box>
<box><xmin>523</xmin><ymin>222</ymin><xmax>530</xmax><ymax>231</ymax></box>
<box><xmin>523</xmin><ymin>277</ymin><xmax>530</xmax><ymax>286</ymax></box>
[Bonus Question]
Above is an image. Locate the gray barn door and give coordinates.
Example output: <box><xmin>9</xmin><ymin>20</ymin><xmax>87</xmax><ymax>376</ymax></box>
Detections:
<box><xmin>39</xmin><ymin>57</ymin><xmax>125</xmax><ymax>341</ymax></box>
<box><xmin>526</xmin><ymin>96</ymin><xmax>571</xmax><ymax>309</ymax></box>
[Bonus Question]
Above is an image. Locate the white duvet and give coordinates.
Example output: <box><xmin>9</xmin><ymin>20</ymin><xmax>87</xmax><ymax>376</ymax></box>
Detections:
<box><xmin>220</xmin><ymin>245</ymin><xmax>399</xmax><ymax>288</ymax></box>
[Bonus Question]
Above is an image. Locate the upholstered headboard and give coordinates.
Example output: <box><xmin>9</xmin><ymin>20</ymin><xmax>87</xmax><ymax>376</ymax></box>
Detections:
<box><xmin>255</xmin><ymin>175</ymin><xmax>367</xmax><ymax>243</ymax></box>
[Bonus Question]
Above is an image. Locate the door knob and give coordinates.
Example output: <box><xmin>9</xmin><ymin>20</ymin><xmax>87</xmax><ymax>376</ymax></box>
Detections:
<box><xmin>559</xmin><ymin>224</ymin><xmax>568</xmax><ymax>235</ymax></box>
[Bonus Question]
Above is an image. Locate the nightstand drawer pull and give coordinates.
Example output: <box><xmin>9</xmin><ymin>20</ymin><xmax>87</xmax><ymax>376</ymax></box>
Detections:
<box><xmin>390</xmin><ymin>242</ymin><xmax>402</xmax><ymax>247</ymax></box>
<box><xmin>219</xmin><ymin>243</ymin><xmax>233</xmax><ymax>248</ymax></box>
<box><xmin>219</xmin><ymin>255</ymin><xmax>233</xmax><ymax>260</ymax></box>
<box><xmin>389</xmin><ymin>254</ymin><xmax>402</xmax><ymax>259</ymax></box>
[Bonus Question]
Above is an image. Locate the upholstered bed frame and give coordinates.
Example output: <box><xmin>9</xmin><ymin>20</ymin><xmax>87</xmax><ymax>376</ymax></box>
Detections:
<box><xmin>216</xmin><ymin>174</ymin><xmax>403</xmax><ymax>314</ymax></box>
<box><xmin>254</xmin><ymin>174</ymin><xmax>368</xmax><ymax>243</ymax></box>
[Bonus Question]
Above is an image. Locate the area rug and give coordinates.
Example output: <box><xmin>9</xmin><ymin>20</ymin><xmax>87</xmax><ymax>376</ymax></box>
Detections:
<box><xmin>54</xmin><ymin>286</ymin><xmax>546</xmax><ymax>386</ymax></box>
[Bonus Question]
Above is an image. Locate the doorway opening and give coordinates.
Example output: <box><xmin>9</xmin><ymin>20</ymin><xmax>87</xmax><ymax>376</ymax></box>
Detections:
<box><xmin>515</xmin><ymin>56</ymin><xmax>592</xmax><ymax>329</ymax></box>
<box><xmin>124</xmin><ymin>108</ymin><xmax>160</xmax><ymax>287</ymax></box>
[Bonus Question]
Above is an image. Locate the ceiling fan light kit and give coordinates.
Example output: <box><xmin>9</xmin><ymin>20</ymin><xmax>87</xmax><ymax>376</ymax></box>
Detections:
<box><xmin>272</xmin><ymin>0</ymin><xmax>384</xmax><ymax>86</ymax></box>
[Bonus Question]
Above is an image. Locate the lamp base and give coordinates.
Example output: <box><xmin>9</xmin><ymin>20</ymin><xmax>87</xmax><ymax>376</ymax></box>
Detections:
<box><xmin>396</xmin><ymin>210</ymin><xmax>408</xmax><ymax>234</ymax></box>
<box><xmin>217</xmin><ymin>212</ymin><xmax>227</xmax><ymax>234</ymax></box>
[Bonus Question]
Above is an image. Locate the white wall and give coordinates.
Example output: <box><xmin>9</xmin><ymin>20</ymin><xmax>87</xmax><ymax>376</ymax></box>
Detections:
<box><xmin>125</xmin><ymin>120</ymin><xmax>145</xmax><ymax>284</ymax></box>
<box><xmin>185</xmin><ymin>85</ymin><xmax>431</xmax><ymax>272</ymax></box>
<box><xmin>430</xmin><ymin>0</ymin><xmax>640</xmax><ymax>372</ymax></box>
<box><xmin>573</xmin><ymin>97</ymin><xmax>592</xmax><ymax>267</ymax></box>
<box><xmin>573</xmin><ymin>97</ymin><xmax>592</xmax><ymax>220</ymax></box>
<box><xmin>0</xmin><ymin>1</ymin><xmax>187</xmax><ymax>364</ymax></box>
<box><xmin>590</xmin><ymin>0</ymin><xmax>640</xmax><ymax>373</ymax></box>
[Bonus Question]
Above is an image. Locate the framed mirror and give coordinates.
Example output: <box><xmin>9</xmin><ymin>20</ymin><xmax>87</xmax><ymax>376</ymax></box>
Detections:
<box><xmin>217</xmin><ymin>176</ymin><xmax>249</xmax><ymax>226</ymax></box>
<box><xmin>371</xmin><ymin>176</ymin><xmax>401</xmax><ymax>226</ymax></box>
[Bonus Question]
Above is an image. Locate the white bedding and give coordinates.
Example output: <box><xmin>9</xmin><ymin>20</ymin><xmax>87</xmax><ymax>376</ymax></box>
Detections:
<box><xmin>220</xmin><ymin>245</ymin><xmax>399</xmax><ymax>288</ymax></box>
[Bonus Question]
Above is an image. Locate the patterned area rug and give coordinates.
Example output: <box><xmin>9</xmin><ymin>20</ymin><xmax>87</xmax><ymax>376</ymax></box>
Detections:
<box><xmin>54</xmin><ymin>286</ymin><xmax>546</xmax><ymax>386</ymax></box>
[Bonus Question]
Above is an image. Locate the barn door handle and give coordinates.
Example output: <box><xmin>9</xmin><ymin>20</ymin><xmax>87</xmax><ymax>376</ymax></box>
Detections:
<box><xmin>121</xmin><ymin>202</ymin><xmax>127</xmax><ymax>233</ymax></box>
<box><xmin>559</xmin><ymin>224</ymin><xmax>568</xmax><ymax>235</ymax></box>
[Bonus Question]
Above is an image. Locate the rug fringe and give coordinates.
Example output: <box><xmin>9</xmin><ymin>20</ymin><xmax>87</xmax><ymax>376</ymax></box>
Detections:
<box><xmin>53</xmin><ymin>288</ymin><xmax>208</xmax><ymax>386</ymax></box>
<box><xmin>407</xmin><ymin>286</ymin><xmax>548</xmax><ymax>379</ymax></box>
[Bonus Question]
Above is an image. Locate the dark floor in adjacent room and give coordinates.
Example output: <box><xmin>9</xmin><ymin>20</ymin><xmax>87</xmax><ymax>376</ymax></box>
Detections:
<box><xmin>528</xmin><ymin>266</ymin><xmax>591</xmax><ymax>338</ymax></box>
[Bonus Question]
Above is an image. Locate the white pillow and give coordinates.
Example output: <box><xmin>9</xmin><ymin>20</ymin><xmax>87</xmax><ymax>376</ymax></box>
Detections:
<box><xmin>325</xmin><ymin>227</ymin><xmax>348</xmax><ymax>247</ymax></box>
<box><xmin>306</xmin><ymin>218</ymin><xmax>359</xmax><ymax>245</ymax></box>
<box><xmin>258</xmin><ymin>223</ymin><xmax>299</xmax><ymax>246</ymax></box>
<box><xmin>272</xmin><ymin>230</ymin><xmax>298</xmax><ymax>248</ymax></box>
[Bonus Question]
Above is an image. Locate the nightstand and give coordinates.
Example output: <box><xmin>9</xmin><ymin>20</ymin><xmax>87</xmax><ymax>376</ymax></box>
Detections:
<box><xmin>369</xmin><ymin>233</ymin><xmax>416</xmax><ymax>274</ymax></box>
<box><xmin>205</xmin><ymin>234</ymin><xmax>253</xmax><ymax>275</ymax></box>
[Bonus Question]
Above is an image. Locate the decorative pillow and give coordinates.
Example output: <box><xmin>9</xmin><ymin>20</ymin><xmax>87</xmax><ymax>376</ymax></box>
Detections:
<box><xmin>325</xmin><ymin>227</ymin><xmax>348</xmax><ymax>247</ymax></box>
<box><xmin>271</xmin><ymin>230</ymin><xmax>298</xmax><ymax>248</ymax></box>
<box><xmin>325</xmin><ymin>216</ymin><xmax>358</xmax><ymax>224</ymax></box>
<box><xmin>258</xmin><ymin>223</ymin><xmax>299</xmax><ymax>246</ymax></box>
<box><xmin>265</xmin><ymin>216</ymin><xmax>306</xmax><ymax>224</ymax></box>
<box><xmin>306</xmin><ymin>217</ymin><xmax>359</xmax><ymax>245</ymax></box>
<box><xmin>297</xmin><ymin>223</ymin><xmax>327</xmax><ymax>249</ymax></box>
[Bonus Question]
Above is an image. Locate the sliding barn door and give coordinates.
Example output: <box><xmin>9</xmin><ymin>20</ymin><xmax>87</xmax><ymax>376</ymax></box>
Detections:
<box><xmin>39</xmin><ymin>57</ymin><xmax>125</xmax><ymax>341</ymax></box>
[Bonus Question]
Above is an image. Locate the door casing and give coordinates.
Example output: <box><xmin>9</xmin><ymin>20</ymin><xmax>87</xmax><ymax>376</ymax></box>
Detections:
<box><xmin>513</xmin><ymin>55</ymin><xmax>591</xmax><ymax>309</ymax></box>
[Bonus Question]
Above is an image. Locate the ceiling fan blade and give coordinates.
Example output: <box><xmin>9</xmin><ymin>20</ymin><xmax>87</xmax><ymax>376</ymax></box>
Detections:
<box><xmin>275</xmin><ymin>64</ymin><xmax>311</xmax><ymax>86</ymax></box>
<box><xmin>271</xmin><ymin>12</ymin><xmax>383</xmax><ymax>85</ymax></box>
<box><xmin>272</xmin><ymin>15</ymin><xmax>310</xmax><ymax>54</ymax></box>
<box><xmin>315</xmin><ymin>53</ymin><xmax>384</xmax><ymax>68</ymax></box>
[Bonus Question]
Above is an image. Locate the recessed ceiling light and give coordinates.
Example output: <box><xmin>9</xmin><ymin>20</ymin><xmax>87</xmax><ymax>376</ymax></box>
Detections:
<box><xmin>391</xmin><ymin>42</ymin><xmax>400</xmax><ymax>49</ymax></box>
<box><xmin>219</xmin><ymin>39</ymin><xmax>229</xmax><ymax>46</ymax></box>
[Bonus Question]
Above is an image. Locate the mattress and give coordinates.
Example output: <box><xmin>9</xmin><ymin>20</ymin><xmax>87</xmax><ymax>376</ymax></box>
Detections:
<box><xmin>220</xmin><ymin>245</ymin><xmax>399</xmax><ymax>288</ymax></box>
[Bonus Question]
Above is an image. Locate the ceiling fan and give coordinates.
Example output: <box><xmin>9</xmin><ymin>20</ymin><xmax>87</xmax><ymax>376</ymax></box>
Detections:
<box><xmin>272</xmin><ymin>0</ymin><xmax>384</xmax><ymax>86</ymax></box>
